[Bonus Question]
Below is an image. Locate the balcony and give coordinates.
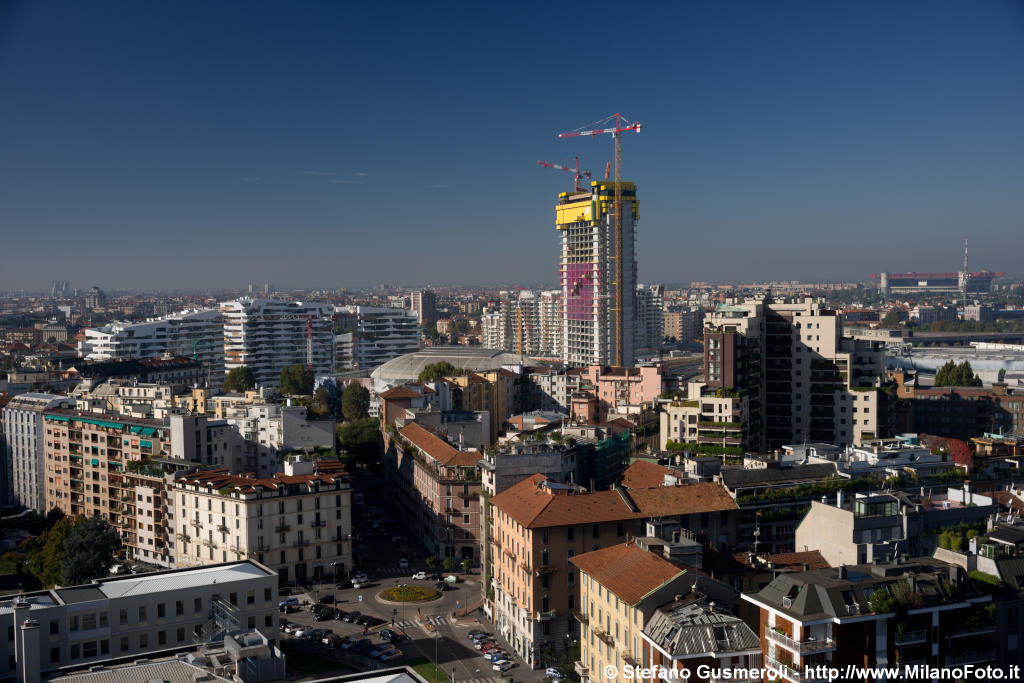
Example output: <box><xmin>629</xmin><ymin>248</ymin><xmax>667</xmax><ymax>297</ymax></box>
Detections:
<box><xmin>536</xmin><ymin>610</ymin><xmax>556</xmax><ymax>621</ymax></box>
<box><xmin>766</xmin><ymin>655</ymin><xmax>829</xmax><ymax>683</ymax></box>
<box><xmin>274</xmin><ymin>523</ymin><xmax>291</xmax><ymax>533</ymax></box>
<box><xmin>574</xmin><ymin>662</ymin><xmax>589</xmax><ymax>678</ymax></box>
<box><xmin>535</xmin><ymin>565</ymin><xmax>556</xmax><ymax>576</ymax></box>
<box><xmin>594</xmin><ymin>628</ymin><xmax>614</xmax><ymax>647</ymax></box>
<box><xmin>621</xmin><ymin>651</ymin><xmax>638</xmax><ymax>666</ymax></box>
<box><xmin>895</xmin><ymin>630</ymin><xmax>928</xmax><ymax>646</ymax></box>
<box><xmin>311</xmin><ymin>519</ymin><xmax>326</xmax><ymax>528</ymax></box>
<box><xmin>573</xmin><ymin>610</ymin><xmax>588</xmax><ymax>624</ymax></box>
<box><xmin>189</xmin><ymin>519</ymin><xmax>201</xmax><ymax>528</ymax></box>
<box><xmin>201</xmin><ymin>539</ymin><xmax>217</xmax><ymax>548</ymax></box>
<box><xmin>294</xmin><ymin>539</ymin><xmax>310</xmax><ymax>547</ymax></box>
<box><xmin>946</xmin><ymin>651</ymin><xmax>993</xmax><ymax>666</ymax></box>
<box><xmin>766</xmin><ymin>628</ymin><xmax>836</xmax><ymax>653</ymax></box>
<box><xmin>947</xmin><ymin>624</ymin><xmax>997</xmax><ymax>639</ymax></box>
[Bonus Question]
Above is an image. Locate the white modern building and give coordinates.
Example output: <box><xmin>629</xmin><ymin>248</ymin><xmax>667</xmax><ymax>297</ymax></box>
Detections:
<box><xmin>479</xmin><ymin>290</ymin><xmax>562</xmax><ymax>357</ymax></box>
<box><xmin>335</xmin><ymin>305</ymin><xmax>420</xmax><ymax>370</ymax></box>
<box><xmin>555</xmin><ymin>181</ymin><xmax>638</xmax><ymax>367</ymax></box>
<box><xmin>0</xmin><ymin>561</ymin><xmax>278</xmax><ymax>680</ymax></box>
<box><xmin>635</xmin><ymin>283</ymin><xmax>665</xmax><ymax>351</ymax></box>
<box><xmin>220</xmin><ymin>299</ymin><xmax>334</xmax><ymax>387</ymax></box>
<box><xmin>78</xmin><ymin>308</ymin><xmax>226</xmax><ymax>387</ymax></box>
<box><xmin>1</xmin><ymin>393</ymin><xmax>74</xmax><ymax>510</ymax></box>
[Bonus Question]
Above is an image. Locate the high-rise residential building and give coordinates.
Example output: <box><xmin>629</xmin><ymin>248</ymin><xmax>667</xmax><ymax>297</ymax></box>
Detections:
<box><xmin>2</xmin><ymin>393</ymin><xmax>74</xmax><ymax>509</ymax></box>
<box><xmin>556</xmin><ymin>181</ymin><xmax>638</xmax><ymax>367</ymax></box>
<box><xmin>335</xmin><ymin>305</ymin><xmax>420</xmax><ymax>370</ymax></box>
<box><xmin>220</xmin><ymin>299</ymin><xmax>334</xmax><ymax>387</ymax></box>
<box><xmin>480</xmin><ymin>290</ymin><xmax>562</xmax><ymax>357</ymax></box>
<box><xmin>635</xmin><ymin>283</ymin><xmax>665</xmax><ymax>351</ymax></box>
<box><xmin>172</xmin><ymin>458</ymin><xmax>352</xmax><ymax>585</ymax></box>
<box><xmin>84</xmin><ymin>286</ymin><xmax>106</xmax><ymax>309</ymax></box>
<box><xmin>663</xmin><ymin>306</ymin><xmax>704</xmax><ymax>343</ymax></box>
<box><xmin>78</xmin><ymin>308</ymin><xmax>226</xmax><ymax>387</ymax></box>
<box><xmin>660</xmin><ymin>297</ymin><xmax>887</xmax><ymax>454</ymax></box>
<box><xmin>410</xmin><ymin>290</ymin><xmax>438</xmax><ymax>327</ymax></box>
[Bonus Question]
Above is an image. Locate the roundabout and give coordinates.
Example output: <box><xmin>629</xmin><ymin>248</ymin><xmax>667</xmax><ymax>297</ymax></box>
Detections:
<box><xmin>376</xmin><ymin>585</ymin><xmax>442</xmax><ymax>605</ymax></box>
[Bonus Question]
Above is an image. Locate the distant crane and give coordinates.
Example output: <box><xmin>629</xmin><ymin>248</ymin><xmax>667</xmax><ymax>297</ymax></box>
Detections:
<box><xmin>536</xmin><ymin>157</ymin><xmax>592</xmax><ymax>193</ymax></box>
<box><xmin>558</xmin><ymin>113</ymin><xmax>642</xmax><ymax>367</ymax></box>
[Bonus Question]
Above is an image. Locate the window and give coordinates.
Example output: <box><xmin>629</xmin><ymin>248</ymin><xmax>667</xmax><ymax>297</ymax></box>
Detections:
<box><xmin>264</xmin><ymin>587</ymin><xmax>271</xmax><ymax>602</ymax></box>
<box><xmin>70</xmin><ymin>616</ymin><xmax>80</xmax><ymax>632</ymax></box>
<box><xmin>120</xmin><ymin>636</ymin><xmax>129</xmax><ymax>651</ymax></box>
<box><xmin>51</xmin><ymin>647</ymin><xmax>60</xmax><ymax>663</ymax></box>
<box><xmin>265</xmin><ymin>614</ymin><xmax>273</xmax><ymax>627</ymax></box>
<box><xmin>157</xmin><ymin>603</ymin><xmax>166</xmax><ymax>619</ymax></box>
<box><xmin>592</xmin><ymin>525</ymin><xmax>599</xmax><ymax>539</ymax></box>
<box><xmin>139</xmin><ymin>633</ymin><xmax>148</xmax><ymax>648</ymax></box>
<box><xmin>248</xmin><ymin>616</ymin><xmax>256</xmax><ymax>629</ymax></box>
<box><xmin>247</xmin><ymin>589</ymin><xmax>255</xmax><ymax>605</ymax></box>
<box><xmin>50</xmin><ymin>620</ymin><xmax>59</xmax><ymax>635</ymax></box>
<box><xmin>177</xmin><ymin>627</ymin><xmax>185</xmax><ymax>643</ymax></box>
<box><xmin>158</xmin><ymin>630</ymin><xmax>167</xmax><ymax>645</ymax></box>
<box><xmin>230</xmin><ymin>592</ymin><xmax>238</xmax><ymax>606</ymax></box>
<box><xmin>70</xmin><ymin>644</ymin><xmax>80</xmax><ymax>660</ymax></box>
<box><xmin>138</xmin><ymin>606</ymin><xmax>147</xmax><ymax>622</ymax></box>
<box><xmin>176</xmin><ymin>600</ymin><xmax>184</xmax><ymax>616</ymax></box>
<box><xmin>194</xmin><ymin>597</ymin><xmax>202</xmax><ymax>614</ymax></box>
<box><xmin>567</xmin><ymin>527</ymin><xmax>574</xmax><ymax>542</ymax></box>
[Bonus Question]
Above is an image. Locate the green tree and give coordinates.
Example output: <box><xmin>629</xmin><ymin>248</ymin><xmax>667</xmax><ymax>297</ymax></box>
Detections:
<box><xmin>461</xmin><ymin>558</ymin><xmax>472</xmax><ymax>574</ymax></box>
<box><xmin>418</xmin><ymin>361</ymin><xmax>460</xmax><ymax>382</ymax></box>
<box><xmin>442</xmin><ymin>556</ymin><xmax>456</xmax><ymax>572</ymax></box>
<box><xmin>311</xmin><ymin>386</ymin><xmax>332</xmax><ymax>417</ymax></box>
<box><xmin>559</xmin><ymin>639</ymin><xmax>582</xmax><ymax>682</ymax></box>
<box><xmin>26</xmin><ymin>516</ymin><xmax>73</xmax><ymax>587</ymax></box>
<box><xmin>60</xmin><ymin>517</ymin><xmax>122</xmax><ymax>586</ymax></box>
<box><xmin>879</xmin><ymin>310</ymin><xmax>906</xmax><ymax>328</ymax></box>
<box><xmin>341</xmin><ymin>382</ymin><xmax>370</xmax><ymax>421</ymax></box>
<box><xmin>280</xmin><ymin>364</ymin><xmax>314</xmax><ymax>395</ymax></box>
<box><xmin>935</xmin><ymin>360</ymin><xmax>982</xmax><ymax>387</ymax></box>
<box><xmin>425</xmin><ymin>555</ymin><xmax>438</xmax><ymax>569</ymax></box>
<box><xmin>223</xmin><ymin>366</ymin><xmax>256</xmax><ymax>392</ymax></box>
<box><xmin>337</xmin><ymin>417</ymin><xmax>383</xmax><ymax>466</ymax></box>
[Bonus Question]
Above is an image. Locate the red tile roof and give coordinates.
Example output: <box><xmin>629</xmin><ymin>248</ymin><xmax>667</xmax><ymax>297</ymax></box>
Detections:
<box><xmin>177</xmin><ymin>466</ymin><xmax>346</xmax><ymax>494</ymax></box>
<box><xmin>379</xmin><ymin>386</ymin><xmax>423</xmax><ymax>400</ymax></box>
<box><xmin>621</xmin><ymin>460</ymin><xmax>674</xmax><ymax>489</ymax></box>
<box><xmin>730</xmin><ymin>550</ymin><xmax>830</xmax><ymax>572</ymax></box>
<box><xmin>629</xmin><ymin>483</ymin><xmax>739</xmax><ymax>516</ymax></box>
<box><xmin>399</xmin><ymin>422</ymin><xmax>479</xmax><ymax>467</ymax></box>
<box><xmin>571</xmin><ymin>542</ymin><xmax>688</xmax><ymax>605</ymax></box>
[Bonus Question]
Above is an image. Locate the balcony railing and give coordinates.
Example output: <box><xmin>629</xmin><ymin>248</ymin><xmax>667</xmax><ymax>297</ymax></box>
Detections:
<box><xmin>294</xmin><ymin>539</ymin><xmax>309</xmax><ymax>547</ymax></box>
<box><xmin>621</xmin><ymin>651</ymin><xmax>638</xmax><ymax>666</ymax></box>
<box><xmin>201</xmin><ymin>539</ymin><xmax>217</xmax><ymax>548</ymax></box>
<box><xmin>574</xmin><ymin>662</ymin><xmax>589</xmax><ymax>678</ymax></box>
<box><xmin>274</xmin><ymin>523</ymin><xmax>290</xmax><ymax>533</ymax></box>
<box><xmin>946</xmin><ymin>651</ymin><xmax>993</xmax><ymax>666</ymax></box>
<box><xmin>947</xmin><ymin>625</ymin><xmax>997</xmax><ymax>638</ymax></box>
<box><xmin>573</xmin><ymin>610</ymin><xmax>588</xmax><ymax>624</ymax></box>
<box><xmin>594</xmin><ymin>628</ymin><xmax>614</xmax><ymax>647</ymax></box>
<box><xmin>537</xmin><ymin>610</ymin><xmax>556</xmax><ymax>621</ymax></box>
<box><xmin>766</xmin><ymin>628</ymin><xmax>836</xmax><ymax>653</ymax></box>
<box><xmin>895</xmin><ymin>630</ymin><xmax>928</xmax><ymax>646</ymax></box>
<box><xmin>766</xmin><ymin>655</ymin><xmax>829</xmax><ymax>683</ymax></box>
<box><xmin>311</xmin><ymin>519</ymin><xmax>327</xmax><ymax>528</ymax></box>
<box><xmin>535</xmin><ymin>565</ymin><xmax>556</xmax><ymax>576</ymax></box>
<box><xmin>189</xmin><ymin>519</ymin><xmax>201</xmax><ymax>528</ymax></box>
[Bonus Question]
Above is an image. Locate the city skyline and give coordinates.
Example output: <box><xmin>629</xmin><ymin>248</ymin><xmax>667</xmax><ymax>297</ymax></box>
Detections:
<box><xmin>1</xmin><ymin>1</ymin><xmax>1022</xmax><ymax>290</ymax></box>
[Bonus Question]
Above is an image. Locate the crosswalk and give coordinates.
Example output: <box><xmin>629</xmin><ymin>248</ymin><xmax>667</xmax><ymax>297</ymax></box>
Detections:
<box><xmin>391</xmin><ymin>615</ymin><xmax>457</xmax><ymax>630</ymax></box>
<box><xmin>456</xmin><ymin>677</ymin><xmax>503</xmax><ymax>683</ymax></box>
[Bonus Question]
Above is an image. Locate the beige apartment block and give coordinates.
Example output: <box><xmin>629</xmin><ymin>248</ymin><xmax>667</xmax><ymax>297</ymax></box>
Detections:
<box><xmin>172</xmin><ymin>457</ymin><xmax>352</xmax><ymax>585</ymax></box>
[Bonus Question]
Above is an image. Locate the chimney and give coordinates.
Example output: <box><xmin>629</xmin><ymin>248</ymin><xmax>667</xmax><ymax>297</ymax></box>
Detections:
<box><xmin>17</xmin><ymin>617</ymin><xmax>40</xmax><ymax>683</ymax></box>
<box><xmin>708</xmin><ymin>601</ymin><xmax>716</xmax><ymax>613</ymax></box>
<box><xmin>802</xmin><ymin>563</ymin><xmax>810</xmax><ymax>572</ymax></box>
<box><xmin>837</xmin><ymin>490</ymin><xmax>845</xmax><ymax>509</ymax></box>
<box><xmin>12</xmin><ymin>600</ymin><xmax>31</xmax><ymax>682</ymax></box>
<box><xmin>838</xmin><ymin>565</ymin><xmax>848</xmax><ymax>580</ymax></box>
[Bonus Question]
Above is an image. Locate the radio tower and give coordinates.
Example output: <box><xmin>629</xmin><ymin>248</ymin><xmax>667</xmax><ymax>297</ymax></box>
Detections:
<box><xmin>960</xmin><ymin>235</ymin><xmax>970</xmax><ymax>294</ymax></box>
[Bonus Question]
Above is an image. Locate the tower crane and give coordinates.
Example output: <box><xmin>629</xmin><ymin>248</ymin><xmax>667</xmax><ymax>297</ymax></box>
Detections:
<box><xmin>536</xmin><ymin>157</ymin><xmax>592</xmax><ymax>193</ymax></box>
<box><xmin>558</xmin><ymin>113</ymin><xmax>642</xmax><ymax>367</ymax></box>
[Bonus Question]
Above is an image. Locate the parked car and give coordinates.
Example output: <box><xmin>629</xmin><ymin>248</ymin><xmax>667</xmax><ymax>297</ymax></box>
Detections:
<box><xmin>443</xmin><ymin>575</ymin><xmax>458</xmax><ymax>583</ymax></box>
<box><xmin>411</xmin><ymin>571</ymin><xmax>427</xmax><ymax>580</ymax></box>
<box><xmin>398</xmin><ymin>558</ymin><xmax>409</xmax><ymax>569</ymax></box>
<box><xmin>546</xmin><ymin>668</ymin><xmax>565</xmax><ymax>680</ymax></box>
<box><xmin>474</xmin><ymin>640</ymin><xmax>494</xmax><ymax>650</ymax></box>
<box><xmin>278</xmin><ymin>597</ymin><xmax>299</xmax><ymax>608</ymax></box>
<box><xmin>336</xmin><ymin>579</ymin><xmax>353</xmax><ymax>589</ymax></box>
<box><xmin>368</xmin><ymin>645</ymin><xmax>390</xmax><ymax>658</ymax></box>
<box><xmin>342</xmin><ymin>611</ymin><xmax>362</xmax><ymax>623</ymax></box>
<box><xmin>366</xmin><ymin>616</ymin><xmax>386</xmax><ymax>627</ymax></box>
<box><xmin>339</xmin><ymin>637</ymin><xmax>357</xmax><ymax>650</ymax></box>
<box><xmin>279</xmin><ymin>620</ymin><xmax>292</xmax><ymax>632</ymax></box>
<box><xmin>494</xmin><ymin>661</ymin><xmax>514</xmax><ymax>672</ymax></box>
<box><xmin>490</xmin><ymin>653</ymin><xmax>510</xmax><ymax>663</ymax></box>
<box><xmin>380</xmin><ymin>649</ymin><xmax>403</xmax><ymax>662</ymax></box>
<box><xmin>468</xmin><ymin>629</ymin><xmax>489</xmax><ymax>639</ymax></box>
<box><xmin>305</xmin><ymin>628</ymin><xmax>330</xmax><ymax>640</ymax></box>
<box><xmin>292</xmin><ymin>628</ymin><xmax>309</xmax><ymax>639</ymax></box>
<box><xmin>313</xmin><ymin>608</ymin><xmax>335</xmax><ymax>621</ymax></box>
<box><xmin>318</xmin><ymin>594</ymin><xmax>336</xmax><ymax>604</ymax></box>
<box><xmin>350</xmin><ymin>638</ymin><xmax>373</xmax><ymax>653</ymax></box>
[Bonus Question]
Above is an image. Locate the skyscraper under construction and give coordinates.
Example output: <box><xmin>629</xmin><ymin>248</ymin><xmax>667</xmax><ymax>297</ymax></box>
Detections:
<box><xmin>555</xmin><ymin>180</ymin><xmax>637</xmax><ymax>367</ymax></box>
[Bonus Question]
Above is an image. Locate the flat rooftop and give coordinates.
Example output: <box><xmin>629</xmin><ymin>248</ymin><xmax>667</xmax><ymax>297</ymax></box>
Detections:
<box><xmin>98</xmin><ymin>562</ymin><xmax>271</xmax><ymax>600</ymax></box>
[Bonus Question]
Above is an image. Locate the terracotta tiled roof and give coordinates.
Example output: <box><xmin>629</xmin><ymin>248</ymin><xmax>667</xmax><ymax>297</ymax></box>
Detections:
<box><xmin>621</xmin><ymin>460</ymin><xmax>673</xmax><ymax>489</ymax></box>
<box><xmin>399</xmin><ymin>422</ymin><xmax>478</xmax><ymax>467</ymax></box>
<box><xmin>991</xmin><ymin>491</ymin><xmax>1024</xmax><ymax>513</ymax></box>
<box><xmin>177</xmin><ymin>467</ymin><xmax>344</xmax><ymax>494</ymax></box>
<box><xmin>379</xmin><ymin>386</ymin><xmax>422</xmax><ymax>400</ymax></box>
<box><xmin>571</xmin><ymin>542</ymin><xmax>688</xmax><ymax>606</ymax></box>
<box><xmin>731</xmin><ymin>550</ymin><xmax>830</xmax><ymax>571</ymax></box>
<box><xmin>629</xmin><ymin>483</ymin><xmax>739</xmax><ymax>516</ymax></box>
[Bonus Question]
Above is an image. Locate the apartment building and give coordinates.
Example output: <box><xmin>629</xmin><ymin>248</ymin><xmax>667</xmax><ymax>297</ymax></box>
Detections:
<box><xmin>172</xmin><ymin>458</ymin><xmax>352</xmax><ymax>585</ymax></box>
<box><xmin>795</xmin><ymin>487</ymin><xmax>996</xmax><ymax>567</ymax></box>
<box><xmin>635</xmin><ymin>284</ymin><xmax>665</xmax><ymax>351</ymax></box>
<box><xmin>1</xmin><ymin>561</ymin><xmax>278</xmax><ymax>680</ymax></box>
<box><xmin>663</xmin><ymin>307</ymin><xmax>704</xmax><ymax>344</ymax></box>
<box><xmin>410</xmin><ymin>290</ymin><xmax>438</xmax><ymax>327</ymax></box>
<box><xmin>449</xmin><ymin>369</ymin><xmax>519</xmax><ymax>444</ymax></box>
<box><xmin>488</xmin><ymin>474</ymin><xmax>739</xmax><ymax>667</ymax></box>
<box><xmin>2</xmin><ymin>393</ymin><xmax>74</xmax><ymax>509</ymax></box>
<box><xmin>577</xmin><ymin>365</ymin><xmax>662</xmax><ymax>422</ymax></box>
<box><xmin>42</xmin><ymin>410</ymin><xmax>178</xmax><ymax>566</ymax></box>
<box><xmin>663</xmin><ymin>298</ymin><xmax>887</xmax><ymax>454</ymax></box>
<box><xmin>385</xmin><ymin>422</ymin><xmax>482</xmax><ymax>563</ymax></box>
<box><xmin>221</xmin><ymin>298</ymin><xmax>334</xmax><ymax>387</ymax></box>
<box><xmin>743</xmin><ymin>558</ymin><xmax>998</xmax><ymax>681</ymax></box>
<box><xmin>480</xmin><ymin>290</ymin><xmax>564</xmax><ymax>357</ymax></box>
<box><xmin>335</xmin><ymin>305</ymin><xmax>420</xmax><ymax>370</ymax></box>
<box><xmin>78</xmin><ymin>308</ymin><xmax>226</xmax><ymax>387</ymax></box>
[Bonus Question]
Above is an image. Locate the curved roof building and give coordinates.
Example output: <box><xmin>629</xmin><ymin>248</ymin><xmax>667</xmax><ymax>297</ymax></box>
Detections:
<box><xmin>370</xmin><ymin>347</ymin><xmax>535</xmax><ymax>389</ymax></box>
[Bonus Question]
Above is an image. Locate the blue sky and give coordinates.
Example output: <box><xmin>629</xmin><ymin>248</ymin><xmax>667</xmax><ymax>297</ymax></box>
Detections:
<box><xmin>1</xmin><ymin>1</ymin><xmax>1022</xmax><ymax>291</ymax></box>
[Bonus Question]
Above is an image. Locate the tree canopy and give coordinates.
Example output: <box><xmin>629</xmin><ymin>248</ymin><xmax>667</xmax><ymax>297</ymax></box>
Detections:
<box><xmin>934</xmin><ymin>360</ymin><xmax>982</xmax><ymax>387</ymax></box>
<box><xmin>61</xmin><ymin>517</ymin><xmax>122</xmax><ymax>586</ymax></box>
<box><xmin>417</xmin><ymin>361</ymin><xmax>459</xmax><ymax>382</ymax></box>
<box><xmin>223</xmin><ymin>366</ymin><xmax>256</xmax><ymax>392</ymax></box>
<box><xmin>337</xmin><ymin>417</ymin><xmax>383</xmax><ymax>466</ymax></box>
<box><xmin>341</xmin><ymin>382</ymin><xmax>370</xmax><ymax>421</ymax></box>
<box><xmin>879</xmin><ymin>310</ymin><xmax>906</xmax><ymax>328</ymax></box>
<box><xmin>280</xmin><ymin>364</ymin><xmax>314</xmax><ymax>395</ymax></box>
<box><xmin>26</xmin><ymin>516</ymin><xmax>72</xmax><ymax>587</ymax></box>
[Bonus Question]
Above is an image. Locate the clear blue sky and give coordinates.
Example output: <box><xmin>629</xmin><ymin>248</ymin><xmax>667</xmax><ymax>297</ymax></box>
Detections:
<box><xmin>1</xmin><ymin>1</ymin><xmax>1021</xmax><ymax>291</ymax></box>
